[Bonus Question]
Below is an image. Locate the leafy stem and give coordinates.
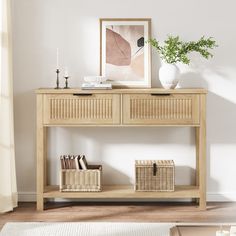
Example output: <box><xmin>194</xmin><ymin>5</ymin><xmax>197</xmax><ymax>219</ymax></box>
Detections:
<box><xmin>147</xmin><ymin>35</ymin><xmax>218</xmax><ymax>64</ymax></box>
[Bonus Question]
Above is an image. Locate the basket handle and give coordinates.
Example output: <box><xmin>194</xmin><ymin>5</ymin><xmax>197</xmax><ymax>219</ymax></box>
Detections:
<box><xmin>153</xmin><ymin>163</ymin><xmax>157</xmax><ymax>176</ymax></box>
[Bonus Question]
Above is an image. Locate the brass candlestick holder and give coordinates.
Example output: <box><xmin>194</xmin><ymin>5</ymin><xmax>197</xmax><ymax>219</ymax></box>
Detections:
<box><xmin>64</xmin><ymin>76</ymin><xmax>70</xmax><ymax>89</ymax></box>
<box><xmin>55</xmin><ymin>69</ymin><xmax>60</xmax><ymax>89</ymax></box>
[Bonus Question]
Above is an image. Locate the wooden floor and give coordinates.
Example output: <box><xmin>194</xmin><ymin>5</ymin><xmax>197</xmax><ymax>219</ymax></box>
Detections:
<box><xmin>1</xmin><ymin>202</ymin><xmax>236</xmax><ymax>230</ymax></box>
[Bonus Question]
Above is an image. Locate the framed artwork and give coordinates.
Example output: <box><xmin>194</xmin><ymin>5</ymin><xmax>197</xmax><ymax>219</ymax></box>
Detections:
<box><xmin>100</xmin><ymin>18</ymin><xmax>151</xmax><ymax>88</ymax></box>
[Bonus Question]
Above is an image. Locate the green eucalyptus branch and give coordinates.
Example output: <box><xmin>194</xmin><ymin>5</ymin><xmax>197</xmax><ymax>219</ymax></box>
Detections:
<box><xmin>147</xmin><ymin>35</ymin><xmax>218</xmax><ymax>64</ymax></box>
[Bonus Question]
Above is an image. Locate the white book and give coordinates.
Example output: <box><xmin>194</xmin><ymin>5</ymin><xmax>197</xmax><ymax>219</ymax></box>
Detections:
<box><xmin>64</xmin><ymin>155</ymin><xmax>69</xmax><ymax>169</ymax></box>
<box><xmin>79</xmin><ymin>155</ymin><xmax>88</xmax><ymax>170</ymax></box>
<box><xmin>81</xmin><ymin>83</ymin><xmax>112</xmax><ymax>90</ymax></box>
<box><xmin>70</xmin><ymin>155</ymin><xmax>76</xmax><ymax>169</ymax></box>
<box><xmin>74</xmin><ymin>155</ymin><xmax>80</xmax><ymax>170</ymax></box>
<box><xmin>60</xmin><ymin>155</ymin><xmax>65</xmax><ymax>169</ymax></box>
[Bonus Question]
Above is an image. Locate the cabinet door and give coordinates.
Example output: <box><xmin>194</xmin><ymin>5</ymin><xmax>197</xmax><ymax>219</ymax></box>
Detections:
<box><xmin>123</xmin><ymin>94</ymin><xmax>200</xmax><ymax>125</ymax></box>
<box><xmin>43</xmin><ymin>94</ymin><xmax>120</xmax><ymax>125</ymax></box>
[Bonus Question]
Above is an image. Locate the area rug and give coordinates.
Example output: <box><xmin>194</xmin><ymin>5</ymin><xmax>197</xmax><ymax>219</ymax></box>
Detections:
<box><xmin>0</xmin><ymin>222</ymin><xmax>175</xmax><ymax>236</ymax></box>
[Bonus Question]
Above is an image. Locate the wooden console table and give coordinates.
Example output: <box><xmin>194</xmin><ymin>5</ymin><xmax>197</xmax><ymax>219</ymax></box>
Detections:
<box><xmin>36</xmin><ymin>88</ymin><xmax>207</xmax><ymax>211</ymax></box>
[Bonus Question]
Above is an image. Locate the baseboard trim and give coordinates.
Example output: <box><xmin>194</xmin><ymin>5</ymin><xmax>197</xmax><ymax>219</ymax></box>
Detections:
<box><xmin>18</xmin><ymin>191</ymin><xmax>236</xmax><ymax>202</ymax></box>
<box><xmin>18</xmin><ymin>192</ymin><xmax>36</xmax><ymax>202</ymax></box>
<box><xmin>207</xmin><ymin>192</ymin><xmax>236</xmax><ymax>202</ymax></box>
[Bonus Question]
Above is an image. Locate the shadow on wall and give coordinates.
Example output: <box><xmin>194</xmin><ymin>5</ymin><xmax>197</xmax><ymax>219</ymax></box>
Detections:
<box><xmin>176</xmin><ymin>71</ymin><xmax>236</xmax><ymax>143</ymax></box>
<box><xmin>13</xmin><ymin>90</ymin><xmax>36</xmax><ymax>190</ymax></box>
<box><xmin>206</xmin><ymin>91</ymin><xmax>236</xmax><ymax>196</ymax></box>
<box><xmin>180</xmin><ymin>71</ymin><xmax>236</xmax><ymax>198</ymax></box>
<box><xmin>178</xmin><ymin>72</ymin><xmax>209</xmax><ymax>88</ymax></box>
<box><xmin>103</xmin><ymin>163</ymin><xmax>130</xmax><ymax>185</ymax></box>
<box><xmin>175</xmin><ymin>166</ymin><xmax>195</xmax><ymax>186</ymax></box>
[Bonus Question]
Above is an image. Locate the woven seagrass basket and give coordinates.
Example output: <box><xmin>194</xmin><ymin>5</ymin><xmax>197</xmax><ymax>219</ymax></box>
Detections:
<box><xmin>60</xmin><ymin>165</ymin><xmax>102</xmax><ymax>192</ymax></box>
<box><xmin>135</xmin><ymin>160</ymin><xmax>175</xmax><ymax>192</ymax></box>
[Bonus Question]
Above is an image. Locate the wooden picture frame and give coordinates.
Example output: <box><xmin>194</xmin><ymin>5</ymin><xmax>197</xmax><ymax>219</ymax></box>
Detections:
<box><xmin>100</xmin><ymin>18</ymin><xmax>151</xmax><ymax>88</ymax></box>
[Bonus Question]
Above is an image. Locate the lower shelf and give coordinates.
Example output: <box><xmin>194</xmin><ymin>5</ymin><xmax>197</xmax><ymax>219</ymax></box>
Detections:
<box><xmin>43</xmin><ymin>185</ymin><xmax>200</xmax><ymax>199</ymax></box>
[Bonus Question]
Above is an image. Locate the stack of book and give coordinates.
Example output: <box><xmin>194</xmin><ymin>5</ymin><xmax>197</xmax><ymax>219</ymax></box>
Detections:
<box><xmin>81</xmin><ymin>83</ymin><xmax>112</xmax><ymax>90</ymax></box>
<box><xmin>60</xmin><ymin>155</ymin><xmax>88</xmax><ymax>170</ymax></box>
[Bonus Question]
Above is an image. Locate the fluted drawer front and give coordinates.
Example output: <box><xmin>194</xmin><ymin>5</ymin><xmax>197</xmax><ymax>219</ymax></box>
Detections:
<box><xmin>43</xmin><ymin>94</ymin><xmax>120</xmax><ymax>125</ymax></box>
<box><xmin>123</xmin><ymin>94</ymin><xmax>200</xmax><ymax>125</ymax></box>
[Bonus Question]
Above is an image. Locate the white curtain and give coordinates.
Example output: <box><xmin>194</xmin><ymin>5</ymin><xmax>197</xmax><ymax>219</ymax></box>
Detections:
<box><xmin>0</xmin><ymin>0</ymin><xmax>17</xmax><ymax>213</ymax></box>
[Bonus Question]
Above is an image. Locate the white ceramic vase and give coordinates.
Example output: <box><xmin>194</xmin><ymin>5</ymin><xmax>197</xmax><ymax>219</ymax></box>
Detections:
<box><xmin>159</xmin><ymin>63</ymin><xmax>180</xmax><ymax>89</ymax></box>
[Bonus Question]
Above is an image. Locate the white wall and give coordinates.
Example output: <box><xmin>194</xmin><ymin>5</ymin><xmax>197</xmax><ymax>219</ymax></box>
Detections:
<box><xmin>11</xmin><ymin>0</ymin><xmax>236</xmax><ymax>201</ymax></box>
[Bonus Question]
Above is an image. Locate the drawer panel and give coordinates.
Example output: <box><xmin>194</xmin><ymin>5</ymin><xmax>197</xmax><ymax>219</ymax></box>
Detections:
<box><xmin>123</xmin><ymin>94</ymin><xmax>200</xmax><ymax>125</ymax></box>
<box><xmin>43</xmin><ymin>94</ymin><xmax>120</xmax><ymax>125</ymax></box>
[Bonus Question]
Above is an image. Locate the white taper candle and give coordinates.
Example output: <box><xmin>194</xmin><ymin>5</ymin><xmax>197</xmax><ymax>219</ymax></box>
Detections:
<box><xmin>64</xmin><ymin>67</ymin><xmax>69</xmax><ymax>77</ymax></box>
<box><xmin>56</xmin><ymin>48</ymin><xmax>59</xmax><ymax>69</ymax></box>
